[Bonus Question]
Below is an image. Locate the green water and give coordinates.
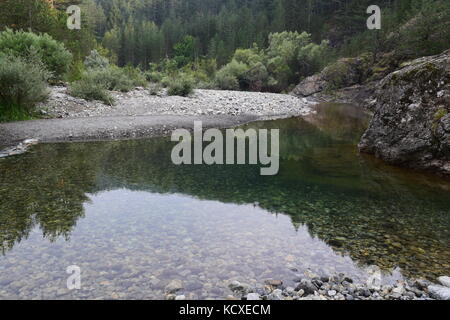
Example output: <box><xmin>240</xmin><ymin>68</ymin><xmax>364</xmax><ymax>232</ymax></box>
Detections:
<box><xmin>0</xmin><ymin>103</ymin><xmax>449</xmax><ymax>299</ymax></box>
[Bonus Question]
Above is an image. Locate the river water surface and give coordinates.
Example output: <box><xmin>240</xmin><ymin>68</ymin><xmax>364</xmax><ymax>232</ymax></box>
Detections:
<box><xmin>0</xmin><ymin>104</ymin><xmax>449</xmax><ymax>299</ymax></box>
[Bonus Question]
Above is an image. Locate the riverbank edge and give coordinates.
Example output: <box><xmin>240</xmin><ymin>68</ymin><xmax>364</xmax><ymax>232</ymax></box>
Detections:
<box><xmin>165</xmin><ymin>273</ymin><xmax>450</xmax><ymax>301</ymax></box>
<box><xmin>0</xmin><ymin>111</ymin><xmax>313</xmax><ymax>156</ymax></box>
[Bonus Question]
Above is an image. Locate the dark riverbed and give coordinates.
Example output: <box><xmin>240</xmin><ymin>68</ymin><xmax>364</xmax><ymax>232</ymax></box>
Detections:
<box><xmin>0</xmin><ymin>104</ymin><xmax>449</xmax><ymax>299</ymax></box>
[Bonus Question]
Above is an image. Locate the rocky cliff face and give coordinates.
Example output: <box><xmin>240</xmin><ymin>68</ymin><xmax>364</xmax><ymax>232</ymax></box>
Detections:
<box><xmin>358</xmin><ymin>50</ymin><xmax>450</xmax><ymax>176</ymax></box>
<box><xmin>292</xmin><ymin>57</ymin><xmax>369</xmax><ymax>97</ymax></box>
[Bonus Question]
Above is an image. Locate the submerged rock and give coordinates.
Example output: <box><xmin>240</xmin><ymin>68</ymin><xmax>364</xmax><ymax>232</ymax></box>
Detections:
<box><xmin>428</xmin><ymin>285</ymin><xmax>450</xmax><ymax>300</ymax></box>
<box><xmin>228</xmin><ymin>280</ymin><xmax>248</xmax><ymax>293</ymax></box>
<box><xmin>165</xmin><ymin>279</ymin><xmax>183</xmax><ymax>294</ymax></box>
<box><xmin>359</xmin><ymin>50</ymin><xmax>450</xmax><ymax>176</ymax></box>
<box><xmin>295</xmin><ymin>279</ymin><xmax>317</xmax><ymax>295</ymax></box>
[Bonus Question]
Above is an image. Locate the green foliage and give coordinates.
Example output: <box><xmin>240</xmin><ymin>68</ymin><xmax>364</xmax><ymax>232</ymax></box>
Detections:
<box><xmin>215</xmin><ymin>72</ymin><xmax>240</xmax><ymax>90</ymax></box>
<box><xmin>233</xmin><ymin>47</ymin><xmax>264</xmax><ymax>66</ymax></box>
<box><xmin>69</xmin><ymin>75</ymin><xmax>114</xmax><ymax>105</ymax></box>
<box><xmin>215</xmin><ymin>60</ymin><xmax>249</xmax><ymax>90</ymax></box>
<box><xmin>148</xmin><ymin>82</ymin><xmax>162</xmax><ymax>95</ymax></box>
<box><xmin>397</xmin><ymin>0</ymin><xmax>450</xmax><ymax>58</ymax></box>
<box><xmin>121</xmin><ymin>66</ymin><xmax>148</xmax><ymax>88</ymax></box>
<box><xmin>322</xmin><ymin>60</ymin><xmax>352</xmax><ymax>91</ymax></box>
<box><xmin>69</xmin><ymin>65</ymin><xmax>147</xmax><ymax>104</ymax></box>
<box><xmin>0</xmin><ymin>0</ymin><xmax>56</xmax><ymax>33</ymax></box>
<box><xmin>433</xmin><ymin>108</ymin><xmax>448</xmax><ymax>122</ymax></box>
<box><xmin>297</xmin><ymin>40</ymin><xmax>330</xmax><ymax>75</ymax></box>
<box><xmin>0</xmin><ymin>29</ymin><xmax>72</xmax><ymax>81</ymax></box>
<box><xmin>84</xmin><ymin>49</ymin><xmax>109</xmax><ymax>69</ymax></box>
<box><xmin>0</xmin><ymin>54</ymin><xmax>49</xmax><ymax>121</ymax></box>
<box><xmin>266</xmin><ymin>31</ymin><xmax>329</xmax><ymax>89</ymax></box>
<box><xmin>244</xmin><ymin>62</ymin><xmax>270</xmax><ymax>91</ymax></box>
<box><xmin>145</xmin><ymin>71</ymin><xmax>164</xmax><ymax>83</ymax></box>
<box><xmin>67</xmin><ymin>60</ymin><xmax>86</xmax><ymax>83</ymax></box>
<box><xmin>0</xmin><ymin>104</ymin><xmax>35</xmax><ymax>123</ymax></box>
<box><xmin>2</xmin><ymin>0</ymin><xmax>449</xmax><ymax>96</ymax></box>
<box><xmin>167</xmin><ymin>74</ymin><xmax>195</xmax><ymax>96</ymax></box>
<box><xmin>174</xmin><ymin>35</ymin><xmax>197</xmax><ymax>67</ymax></box>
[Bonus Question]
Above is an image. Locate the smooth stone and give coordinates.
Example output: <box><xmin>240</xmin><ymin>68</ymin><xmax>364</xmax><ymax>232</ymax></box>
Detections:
<box><xmin>229</xmin><ymin>280</ymin><xmax>248</xmax><ymax>293</ymax></box>
<box><xmin>328</xmin><ymin>290</ymin><xmax>337</xmax><ymax>296</ymax></box>
<box><xmin>175</xmin><ymin>295</ymin><xmax>186</xmax><ymax>300</ymax></box>
<box><xmin>428</xmin><ymin>285</ymin><xmax>450</xmax><ymax>300</ymax></box>
<box><xmin>165</xmin><ymin>279</ymin><xmax>183</xmax><ymax>294</ymax></box>
<box><xmin>268</xmin><ymin>289</ymin><xmax>283</xmax><ymax>300</ymax></box>
<box><xmin>295</xmin><ymin>279</ymin><xmax>317</xmax><ymax>295</ymax></box>
<box><xmin>437</xmin><ymin>276</ymin><xmax>450</xmax><ymax>288</ymax></box>
<box><xmin>285</xmin><ymin>287</ymin><xmax>295</xmax><ymax>294</ymax></box>
<box><xmin>265</xmin><ymin>279</ymin><xmax>283</xmax><ymax>287</ymax></box>
<box><xmin>246</xmin><ymin>293</ymin><xmax>261</xmax><ymax>300</ymax></box>
<box><xmin>392</xmin><ymin>286</ymin><xmax>405</xmax><ymax>295</ymax></box>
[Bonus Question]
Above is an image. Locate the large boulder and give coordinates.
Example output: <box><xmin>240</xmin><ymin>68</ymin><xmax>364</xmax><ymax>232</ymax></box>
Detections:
<box><xmin>359</xmin><ymin>50</ymin><xmax>450</xmax><ymax>176</ymax></box>
<box><xmin>292</xmin><ymin>57</ymin><xmax>371</xmax><ymax>97</ymax></box>
<box><xmin>291</xmin><ymin>74</ymin><xmax>326</xmax><ymax>96</ymax></box>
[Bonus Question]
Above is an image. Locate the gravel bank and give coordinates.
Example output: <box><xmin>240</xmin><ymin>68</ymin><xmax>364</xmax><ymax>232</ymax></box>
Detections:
<box><xmin>0</xmin><ymin>114</ymin><xmax>260</xmax><ymax>149</ymax></box>
<box><xmin>38</xmin><ymin>86</ymin><xmax>313</xmax><ymax>118</ymax></box>
<box><xmin>0</xmin><ymin>86</ymin><xmax>314</xmax><ymax>149</ymax></box>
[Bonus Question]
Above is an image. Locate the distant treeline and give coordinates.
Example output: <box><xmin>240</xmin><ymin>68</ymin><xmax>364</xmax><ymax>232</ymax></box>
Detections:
<box><xmin>1</xmin><ymin>0</ymin><xmax>449</xmax><ymax>69</ymax></box>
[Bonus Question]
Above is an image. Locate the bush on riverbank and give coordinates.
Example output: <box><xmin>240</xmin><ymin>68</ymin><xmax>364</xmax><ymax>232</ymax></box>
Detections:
<box><xmin>0</xmin><ymin>29</ymin><xmax>72</xmax><ymax>82</ymax></box>
<box><xmin>147</xmin><ymin>32</ymin><xmax>329</xmax><ymax>93</ymax></box>
<box><xmin>0</xmin><ymin>54</ymin><xmax>50</xmax><ymax>122</ymax></box>
<box><xmin>69</xmin><ymin>75</ymin><xmax>114</xmax><ymax>105</ymax></box>
<box><xmin>68</xmin><ymin>65</ymin><xmax>148</xmax><ymax>104</ymax></box>
<box><xmin>166</xmin><ymin>74</ymin><xmax>195</xmax><ymax>97</ymax></box>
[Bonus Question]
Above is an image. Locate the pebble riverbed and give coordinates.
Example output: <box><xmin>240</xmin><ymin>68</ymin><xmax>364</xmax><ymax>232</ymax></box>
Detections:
<box><xmin>38</xmin><ymin>86</ymin><xmax>314</xmax><ymax>119</ymax></box>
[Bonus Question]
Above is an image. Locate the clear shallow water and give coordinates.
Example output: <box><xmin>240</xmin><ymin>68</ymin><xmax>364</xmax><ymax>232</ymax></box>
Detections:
<box><xmin>0</xmin><ymin>103</ymin><xmax>449</xmax><ymax>299</ymax></box>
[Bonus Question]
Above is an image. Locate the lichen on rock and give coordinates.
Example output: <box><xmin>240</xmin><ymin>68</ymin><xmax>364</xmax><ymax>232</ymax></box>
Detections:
<box><xmin>358</xmin><ymin>50</ymin><xmax>450</xmax><ymax>176</ymax></box>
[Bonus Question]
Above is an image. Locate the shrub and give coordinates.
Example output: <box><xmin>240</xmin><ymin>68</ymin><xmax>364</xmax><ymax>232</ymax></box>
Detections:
<box><xmin>148</xmin><ymin>83</ymin><xmax>162</xmax><ymax>95</ymax></box>
<box><xmin>160</xmin><ymin>75</ymin><xmax>174</xmax><ymax>88</ymax></box>
<box><xmin>122</xmin><ymin>66</ymin><xmax>148</xmax><ymax>88</ymax></box>
<box><xmin>145</xmin><ymin>71</ymin><xmax>163</xmax><ymax>83</ymax></box>
<box><xmin>243</xmin><ymin>62</ymin><xmax>270</xmax><ymax>91</ymax></box>
<box><xmin>67</xmin><ymin>60</ymin><xmax>85</xmax><ymax>82</ymax></box>
<box><xmin>167</xmin><ymin>74</ymin><xmax>194</xmax><ymax>96</ymax></box>
<box><xmin>102</xmin><ymin>67</ymin><xmax>135</xmax><ymax>92</ymax></box>
<box><xmin>84</xmin><ymin>50</ymin><xmax>109</xmax><ymax>69</ymax></box>
<box><xmin>215</xmin><ymin>60</ymin><xmax>249</xmax><ymax>90</ymax></box>
<box><xmin>0</xmin><ymin>29</ymin><xmax>72</xmax><ymax>81</ymax></box>
<box><xmin>297</xmin><ymin>40</ymin><xmax>330</xmax><ymax>75</ymax></box>
<box><xmin>233</xmin><ymin>47</ymin><xmax>264</xmax><ymax>66</ymax></box>
<box><xmin>215</xmin><ymin>72</ymin><xmax>239</xmax><ymax>90</ymax></box>
<box><xmin>69</xmin><ymin>66</ymin><xmax>147</xmax><ymax>104</ymax></box>
<box><xmin>266</xmin><ymin>31</ymin><xmax>329</xmax><ymax>89</ymax></box>
<box><xmin>0</xmin><ymin>54</ymin><xmax>50</xmax><ymax>120</ymax></box>
<box><xmin>69</xmin><ymin>78</ymin><xmax>114</xmax><ymax>105</ymax></box>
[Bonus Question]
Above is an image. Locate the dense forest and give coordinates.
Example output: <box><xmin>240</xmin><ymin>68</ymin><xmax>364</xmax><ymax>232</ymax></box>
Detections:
<box><xmin>2</xmin><ymin>0</ymin><xmax>449</xmax><ymax>66</ymax></box>
<box><xmin>0</xmin><ymin>0</ymin><xmax>449</xmax><ymax>119</ymax></box>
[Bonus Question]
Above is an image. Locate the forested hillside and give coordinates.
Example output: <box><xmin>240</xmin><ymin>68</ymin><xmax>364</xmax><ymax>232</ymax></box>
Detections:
<box><xmin>0</xmin><ymin>0</ymin><xmax>449</xmax><ymax>120</ymax></box>
<box><xmin>1</xmin><ymin>0</ymin><xmax>449</xmax><ymax>67</ymax></box>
